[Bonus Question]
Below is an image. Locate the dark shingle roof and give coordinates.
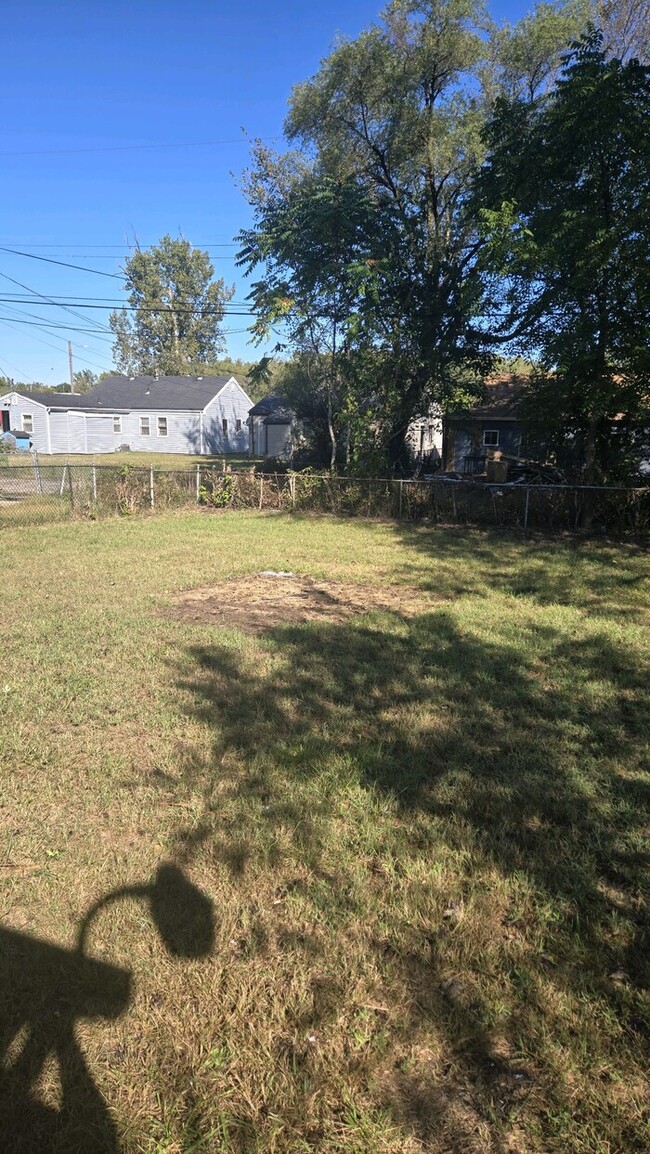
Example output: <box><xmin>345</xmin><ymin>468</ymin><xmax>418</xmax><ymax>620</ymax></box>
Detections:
<box><xmin>248</xmin><ymin>393</ymin><xmax>295</xmax><ymax>423</ymax></box>
<box><xmin>82</xmin><ymin>375</ymin><xmax>238</xmax><ymax>411</ymax></box>
<box><xmin>7</xmin><ymin>390</ymin><xmax>90</xmax><ymax>410</ymax></box>
<box><xmin>7</xmin><ymin>375</ymin><xmax>245</xmax><ymax>412</ymax></box>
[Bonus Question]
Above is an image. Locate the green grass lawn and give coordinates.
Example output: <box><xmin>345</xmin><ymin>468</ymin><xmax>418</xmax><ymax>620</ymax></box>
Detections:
<box><xmin>1</xmin><ymin>451</ymin><xmax>259</xmax><ymax>470</ymax></box>
<box><xmin>0</xmin><ymin>514</ymin><xmax>648</xmax><ymax>1153</ymax></box>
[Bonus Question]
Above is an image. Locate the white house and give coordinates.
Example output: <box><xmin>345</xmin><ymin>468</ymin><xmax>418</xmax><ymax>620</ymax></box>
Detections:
<box><xmin>0</xmin><ymin>375</ymin><xmax>253</xmax><ymax>455</ymax></box>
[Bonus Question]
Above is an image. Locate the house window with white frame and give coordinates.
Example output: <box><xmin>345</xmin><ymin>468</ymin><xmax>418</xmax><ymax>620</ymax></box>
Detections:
<box><xmin>235</xmin><ymin>418</ymin><xmax>242</xmax><ymax>432</ymax></box>
<box><xmin>483</xmin><ymin>429</ymin><xmax>499</xmax><ymax>447</ymax></box>
<box><xmin>140</xmin><ymin>416</ymin><xmax>150</xmax><ymax>436</ymax></box>
<box><xmin>222</xmin><ymin>418</ymin><xmax>228</xmax><ymax>434</ymax></box>
<box><xmin>113</xmin><ymin>416</ymin><xmax>122</xmax><ymax>434</ymax></box>
<box><xmin>22</xmin><ymin>414</ymin><xmax>33</xmax><ymax>434</ymax></box>
<box><xmin>157</xmin><ymin>416</ymin><xmax>168</xmax><ymax>437</ymax></box>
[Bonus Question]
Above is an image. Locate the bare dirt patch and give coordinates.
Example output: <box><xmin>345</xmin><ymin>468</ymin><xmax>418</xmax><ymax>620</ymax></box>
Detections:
<box><xmin>167</xmin><ymin>573</ymin><xmax>439</xmax><ymax>634</ymax></box>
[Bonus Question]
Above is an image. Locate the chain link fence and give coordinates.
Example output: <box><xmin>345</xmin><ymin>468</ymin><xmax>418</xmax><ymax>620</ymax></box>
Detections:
<box><xmin>1</xmin><ymin>462</ymin><xmax>648</xmax><ymax>536</ymax></box>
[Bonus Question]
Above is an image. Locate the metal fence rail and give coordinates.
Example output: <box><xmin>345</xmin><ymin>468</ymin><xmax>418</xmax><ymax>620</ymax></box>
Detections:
<box><xmin>1</xmin><ymin>463</ymin><xmax>648</xmax><ymax>536</ymax></box>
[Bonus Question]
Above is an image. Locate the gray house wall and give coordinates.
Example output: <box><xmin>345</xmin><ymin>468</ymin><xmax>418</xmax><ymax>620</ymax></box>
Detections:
<box><xmin>444</xmin><ymin>419</ymin><xmax>523</xmax><ymax>472</ymax></box>
<box><xmin>111</xmin><ymin>410</ymin><xmax>200</xmax><ymax>454</ymax></box>
<box><xmin>0</xmin><ymin>394</ymin><xmax>50</xmax><ymax>452</ymax></box>
<box><xmin>85</xmin><ymin>414</ymin><xmax>116</xmax><ymax>454</ymax></box>
<box><xmin>202</xmin><ymin>380</ymin><xmax>250</xmax><ymax>454</ymax></box>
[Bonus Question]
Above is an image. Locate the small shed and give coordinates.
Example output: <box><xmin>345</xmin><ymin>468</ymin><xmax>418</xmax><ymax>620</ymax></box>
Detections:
<box><xmin>248</xmin><ymin>395</ymin><xmax>297</xmax><ymax>460</ymax></box>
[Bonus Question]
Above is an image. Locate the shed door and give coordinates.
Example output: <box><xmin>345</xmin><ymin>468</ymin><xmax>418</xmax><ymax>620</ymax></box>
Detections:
<box><xmin>266</xmin><ymin>423</ymin><xmax>291</xmax><ymax>459</ymax></box>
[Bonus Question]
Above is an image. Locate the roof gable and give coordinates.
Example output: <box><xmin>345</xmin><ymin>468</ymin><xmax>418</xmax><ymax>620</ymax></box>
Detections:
<box><xmin>0</xmin><ymin>390</ymin><xmax>79</xmax><ymax>410</ymax></box>
<box><xmin>249</xmin><ymin>393</ymin><xmax>296</xmax><ymax>422</ymax></box>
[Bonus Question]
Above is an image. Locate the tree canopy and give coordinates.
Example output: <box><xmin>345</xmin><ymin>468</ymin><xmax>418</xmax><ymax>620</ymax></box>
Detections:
<box><xmin>239</xmin><ymin>0</ymin><xmax>594</xmax><ymax>470</ymax></box>
<box><xmin>477</xmin><ymin>31</ymin><xmax>650</xmax><ymax>482</ymax></box>
<box><xmin>109</xmin><ymin>236</ymin><xmax>233</xmax><ymax>376</ymax></box>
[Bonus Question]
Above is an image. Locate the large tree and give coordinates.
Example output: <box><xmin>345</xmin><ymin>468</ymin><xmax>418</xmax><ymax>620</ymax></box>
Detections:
<box><xmin>240</xmin><ymin>0</ymin><xmax>590</xmax><ymax>469</ymax></box>
<box><xmin>476</xmin><ymin>32</ymin><xmax>650</xmax><ymax>485</ymax></box>
<box><xmin>109</xmin><ymin>236</ymin><xmax>233</xmax><ymax>376</ymax></box>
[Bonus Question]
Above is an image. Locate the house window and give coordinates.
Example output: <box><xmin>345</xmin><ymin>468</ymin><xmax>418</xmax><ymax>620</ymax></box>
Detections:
<box><xmin>113</xmin><ymin>416</ymin><xmax>122</xmax><ymax>434</ymax></box>
<box><xmin>22</xmin><ymin>414</ymin><xmax>33</xmax><ymax>434</ymax></box>
<box><xmin>140</xmin><ymin>416</ymin><xmax>150</xmax><ymax>436</ymax></box>
<box><xmin>483</xmin><ymin>430</ymin><xmax>499</xmax><ymax>447</ymax></box>
<box><xmin>235</xmin><ymin>418</ymin><xmax>242</xmax><ymax>432</ymax></box>
<box><xmin>222</xmin><ymin>418</ymin><xmax>228</xmax><ymax>434</ymax></box>
<box><xmin>157</xmin><ymin>416</ymin><xmax>168</xmax><ymax>437</ymax></box>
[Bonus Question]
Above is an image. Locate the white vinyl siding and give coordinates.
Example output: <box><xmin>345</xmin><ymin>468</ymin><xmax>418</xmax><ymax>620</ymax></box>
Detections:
<box><xmin>117</xmin><ymin>411</ymin><xmax>200</xmax><ymax>454</ymax></box>
<box><xmin>202</xmin><ymin>379</ymin><xmax>251</xmax><ymax>454</ymax></box>
<box><xmin>67</xmin><ymin>412</ymin><xmax>87</xmax><ymax>453</ymax></box>
<box><xmin>0</xmin><ymin>395</ymin><xmax>50</xmax><ymax>452</ymax></box>
<box><xmin>1</xmin><ymin>377</ymin><xmax>255</xmax><ymax>457</ymax></box>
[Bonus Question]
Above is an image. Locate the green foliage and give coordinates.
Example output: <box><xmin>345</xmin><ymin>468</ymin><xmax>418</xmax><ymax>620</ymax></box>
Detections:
<box><xmin>72</xmin><ymin>369</ymin><xmax>98</xmax><ymax>394</ymax></box>
<box><xmin>490</xmin><ymin>0</ymin><xmax>591</xmax><ymax>100</ymax></box>
<box><xmin>199</xmin><ymin>475</ymin><xmax>235</xmax><ymax>508</ymax></box>
<box><xmin>109</xmin><ymin>235</ymin><xmax>234</xmax><ymax>376</ymax></box>
<box><xmin>239</xmin><ymin>2</ymin><xmax>594</xmax><ymax>471</ymax></box>
<box><xmin>477</xmin><ymin>32</ymin><xmax>650</xmax><ymax>482</ymax></box>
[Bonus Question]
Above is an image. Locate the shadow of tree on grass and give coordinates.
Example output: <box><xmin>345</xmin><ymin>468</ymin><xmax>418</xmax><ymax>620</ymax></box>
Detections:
<box><xmin>169</xmin><ymin>608</ymin><xmax>649</xmax><ymax>1151</ymax></box>
<box><xmin>392</xmin><ymin>524</ymin><xmax>649</xmax><ymax>621</ymax></box>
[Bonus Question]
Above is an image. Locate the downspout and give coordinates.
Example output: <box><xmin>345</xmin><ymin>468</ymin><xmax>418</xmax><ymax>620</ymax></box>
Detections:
<box><xmin>199</xmin><ymin>411</ymin><xmax>204</xmax><ymax>456</ymax></box>
<box><xmin>46</xmin><ymin>407</ymin><xmax>52</xmax><ymax>454</ymax></box>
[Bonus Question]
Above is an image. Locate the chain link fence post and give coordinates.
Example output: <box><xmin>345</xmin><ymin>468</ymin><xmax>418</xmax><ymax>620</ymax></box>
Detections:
<box><xmin>67</xmin><ymin>465</ymin><xmax>74</xmax><ymax>513</ymax></box>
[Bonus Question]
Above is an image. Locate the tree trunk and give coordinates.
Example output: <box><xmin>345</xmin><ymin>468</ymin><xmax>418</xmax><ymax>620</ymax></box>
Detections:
<box><xmin>579</xmin><ymin>416</ymin><xmax>598</xmax><ymax>530</ymax></box>
<box><xmin>328</xmin><ymin>392</ymin><xmax>337</xmax><ymax>472</ymax></box>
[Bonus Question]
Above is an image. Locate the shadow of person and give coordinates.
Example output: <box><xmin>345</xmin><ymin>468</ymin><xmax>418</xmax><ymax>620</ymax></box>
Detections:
<box><xmin>0</xmin><ymin>863</ymin><xmax>214</xmax><ymax>1154</ymax></box>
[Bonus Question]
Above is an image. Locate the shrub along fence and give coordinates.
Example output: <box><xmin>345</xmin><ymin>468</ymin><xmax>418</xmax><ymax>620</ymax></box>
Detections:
<box><xmin>0</xmin><ymin>462</ymin><xmax>648</xmax><ymax>536</ymax></box>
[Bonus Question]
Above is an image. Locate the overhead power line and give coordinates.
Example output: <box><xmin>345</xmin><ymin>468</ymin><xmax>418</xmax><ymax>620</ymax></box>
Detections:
<box><xmin>0</xmin><ymin>314</ymin><xmax>114</xmax><ymax>335</ymax></box>
<box><xmin>0</xmin><ymin>271</ymin><xmax>112</xmax><ymax>334</ymax></box>
<box><xmin>0</xmin><ymin>136</ymin><xmax>278</xmax><ymax>158</ymax></box>
<box><xmin>0</xmin><ymin>294</ymin><xmax>253</xmax><ymax>308</ymax></box>
<box><xmin>0</xmin><ymin>318</ymin><xmax>110</xmax><ymax>375</ymax></box>
<box><xmin>0</xmin><ymin>242</ymin><xmax>239</xmax><ymax>249</ymax></box>
<box><xmin>0</xmin><ymin>295</ymin><xmax>256</xmax><ymax>316</ymax></box>
<box><xmin>0</xmin><ymin>246</ymin><xmax>124</xmax><ymax>279</ymax></box>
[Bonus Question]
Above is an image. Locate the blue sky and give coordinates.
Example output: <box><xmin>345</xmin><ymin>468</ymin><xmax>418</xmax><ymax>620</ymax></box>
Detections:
<box><xmin>0</xmin><ymin>0</ymin><xmax>530</xmax><ymax>385</ymax></box>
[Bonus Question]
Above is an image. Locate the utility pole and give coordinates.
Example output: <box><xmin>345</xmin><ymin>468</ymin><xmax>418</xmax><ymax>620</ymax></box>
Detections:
<box><xmin>68</xmin><ymin>341</ymin><xmax>75</xmax><ymax>393</ymax></box>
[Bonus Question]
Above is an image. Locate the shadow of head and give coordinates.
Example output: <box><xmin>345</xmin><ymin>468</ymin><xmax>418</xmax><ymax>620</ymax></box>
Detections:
<box><xmin>76</xmin><ymin>863</ymin><xmax>215</xmax><ymax>962</ymax></box>
<box><xmin>147</xmin><ymin>863</ymin><xmax>215</xmax><ymax>959</ymax></box>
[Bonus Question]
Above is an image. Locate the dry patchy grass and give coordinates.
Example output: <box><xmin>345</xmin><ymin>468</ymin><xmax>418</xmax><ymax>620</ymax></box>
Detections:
<box><xmin>0</xmin><ymin>513</ymin><xmax>648</xmax><ymax>1153</ymax></box>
